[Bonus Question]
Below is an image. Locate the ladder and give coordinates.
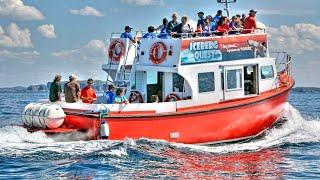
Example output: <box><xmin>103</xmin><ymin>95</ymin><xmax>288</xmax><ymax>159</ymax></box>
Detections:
<box><xmin>114</xmin><ymin>43</ymin><xmax>138</xmax><ymax>97</ymax></box>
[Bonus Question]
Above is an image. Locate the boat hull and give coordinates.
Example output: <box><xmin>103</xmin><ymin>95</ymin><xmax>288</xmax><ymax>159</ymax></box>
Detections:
<box><xmin>54</xmin><ymin>82</ymin><xmax>293</xmax><ymax>144</ymax></box>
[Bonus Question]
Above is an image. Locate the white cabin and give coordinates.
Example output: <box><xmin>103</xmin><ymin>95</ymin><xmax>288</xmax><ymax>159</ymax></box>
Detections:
<box><xmin>102</xmin><ymin>31</ymin><xmax>276</xmax><ymax>108</ymax></box>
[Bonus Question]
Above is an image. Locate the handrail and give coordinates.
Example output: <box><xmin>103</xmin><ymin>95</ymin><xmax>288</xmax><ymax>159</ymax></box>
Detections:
<box><xmin>110</xmin><ymin>28</ymin><xmax>267</xmax><ymax>39</ymax></box>
<box><xmin>270</xmin><ymin>52</ymin><xmax>293</xmax><ymax>90</ymax></box>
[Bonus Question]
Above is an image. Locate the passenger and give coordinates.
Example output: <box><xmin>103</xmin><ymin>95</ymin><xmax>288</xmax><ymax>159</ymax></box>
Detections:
<box><xmin>168</xmin><ymin>12</ymin><xmax>179</xmax><ymax>33</ymax></box>
<box><xmin>236</xmin><ymin>14</ymin><xmax>243</xmax><ymax>28</ymax></box>
<box><xmin>120</xmin><ymin>26</ymin><xmax>136</xmax><ymax>43</ymax></box>
<box><xmin>241</xmin><ymin>14</ymin><xmax>246</xmax><ymax>27</ymax></box>
<box><xmin>229</xmin><ymin>16</ymin><xmax>241</xmax><ymax>34</ymax></box>
<box><xmin>197</xmin><ymin>11</ymin><xmax>205</xmax><ymax>31</ymax></box>
<box><xmin>157</xmin><ymin>18</ymin><xmax>170</xmax><ymax>39</ymax></box>
<box><xmin>211</xmin><ymin>10</ymin><xmax>223</xmax><ymax>31</ymax></box>
<box><xmin>64</xmin><ymin>74</ymin><xmax>80</xmax><ymax>103</ymax></box>
<box><xmin>215</xmin><ymin>16</ymin><xmax>229</xmax><ymax>36</ymax></box>
<box><xmin>203</xmin><ymin>17</ymin><xmax>212</xmax><ymax>37</ymax></box>
<box><xmin>49</xmin><ymin>74</ymin><xmax>62</xmax><ymax>102</ymax></box>
<box><xmin>173</xmin><ymin>15</ymin><xmax>192</xmax><ymax>38</ymax></box>
<box><xmin>143</xmin><ymin>26</ymin><xmax>157</xmax><ymax>39</ymax></box>
<box><xmin>80</xmin><ymin>78</ymin><xmax>97</xmax><ymax>104</ymax></box>
<box><xmin>151</xmin><ymin>95</ymin><xmax>159</xmax><ymax>103</ymax></box>
<box><xmin>243</xmin><ymin>10</ymin><xmax>258</xmax><ymax>34</ymax></box>
<box><xmin>113</xmin><ymin>88</ymin><xmax>129</xmax><ymax>104</ymax></box>
<box><xmin>105</xmin><ymin>84</ymin><xmax>115</xmax><ymax>104</ymax></box>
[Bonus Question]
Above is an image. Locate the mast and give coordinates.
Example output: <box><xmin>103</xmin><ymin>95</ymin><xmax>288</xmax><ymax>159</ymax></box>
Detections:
<box><xmin>217</xmin><ymin>0</ymin><xmax>237</xmax><ymax>17</ymax></box>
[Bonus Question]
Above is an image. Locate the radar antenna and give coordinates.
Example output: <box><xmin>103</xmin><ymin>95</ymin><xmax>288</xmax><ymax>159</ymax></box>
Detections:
<box><xmin>217</xmin><ymin>0</ymin><xmax>237</xmax><ymax>17</ymax></box>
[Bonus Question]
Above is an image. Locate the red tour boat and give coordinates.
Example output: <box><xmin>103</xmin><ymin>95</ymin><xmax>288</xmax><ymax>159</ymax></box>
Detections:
<box><xmin>22</xmin><ymin>1</ymin><xmax>294</xmax><ymax>144</ymax></box>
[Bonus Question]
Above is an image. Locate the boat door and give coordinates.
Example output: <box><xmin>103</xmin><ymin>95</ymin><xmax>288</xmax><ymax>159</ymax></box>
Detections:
<box><xmin>223</xmin><ymin>66</ymin><xmax>245</xmax><ymax>100</ymax></box>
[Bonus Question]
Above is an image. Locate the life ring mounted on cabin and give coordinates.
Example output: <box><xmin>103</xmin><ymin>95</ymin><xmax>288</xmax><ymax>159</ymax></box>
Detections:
<box><xmin>108</xmin><ymin>39</ymin><xmax>126</xmax><ymax>62</ymax></box>
<box><xmin>149</xmin><ymin>42</ymin><xmax>168</xmax><ymax>65</ymax></box>
<box><xmin>165</xmin><ymin>93</ymin><xmax>181</xmax><ymax>102</ymax></box>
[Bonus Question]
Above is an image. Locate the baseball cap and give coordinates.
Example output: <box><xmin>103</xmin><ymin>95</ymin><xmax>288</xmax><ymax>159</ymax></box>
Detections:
<box><xmin>125</xmin><ymin>26</ymin><xmax>133</xmax><ymax>30</ymax></box>
<box><xmin>197</xmin><ymin>11</ymin><xmax>204</xmax><ymax>15</ymax></box>
<box><xmin>250</xmin><ymin>9</ymin><xmax>257</xmax><ymax>14</ymax></box>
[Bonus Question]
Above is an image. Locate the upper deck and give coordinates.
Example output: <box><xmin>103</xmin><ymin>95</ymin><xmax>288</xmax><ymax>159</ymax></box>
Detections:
<box><xmin>104</xmin><ymin>31</ymin><xmax>269</xmax><ymax>70</ymax></box>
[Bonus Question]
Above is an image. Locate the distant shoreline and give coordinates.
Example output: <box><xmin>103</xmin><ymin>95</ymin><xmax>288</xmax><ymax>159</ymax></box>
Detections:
<box><xmin>0</xmin><ymin>80</ymin><xmax>107</xmax><ymax>93</ymax></box>
<box><xmin>0</xmin><ymin>83</ymin><xmax>319</xmax><ymax>93</ymax></box>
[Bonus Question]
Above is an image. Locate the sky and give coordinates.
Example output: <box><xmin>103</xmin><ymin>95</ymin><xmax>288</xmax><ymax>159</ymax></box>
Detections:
<box><xmin>0</xmin><ymin>0</ymin><xmax>319</xmax><ymax>87</ymax></box>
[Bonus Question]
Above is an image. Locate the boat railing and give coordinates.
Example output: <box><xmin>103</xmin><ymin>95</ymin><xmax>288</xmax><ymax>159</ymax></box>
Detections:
<box><xmin>271</xmin><ymin>52</ymin><xmax>293</xmax><ymax>89</ymax></box>
<box><xmin>272</xmin><ymin>52</ymin><xmax>292</xmax><ymax>76</ymax></box>
<box><xmin>110</xmin><ymin>28</ymin><xmax>266</xmax><ymax>39</ymax></box>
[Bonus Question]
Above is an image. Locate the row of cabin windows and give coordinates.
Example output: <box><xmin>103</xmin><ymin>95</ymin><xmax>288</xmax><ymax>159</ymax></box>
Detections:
<box><xmin>198</xmin><ymin>65</ymin><xmax>275</xmax><ymax>93</ymax></box>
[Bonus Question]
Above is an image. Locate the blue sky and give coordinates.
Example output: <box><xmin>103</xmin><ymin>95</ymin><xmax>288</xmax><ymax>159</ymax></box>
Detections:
<box><xmin>0</xmin><ymin>0</ymin><xmax>319</xmax><ymax>87</ymax></box>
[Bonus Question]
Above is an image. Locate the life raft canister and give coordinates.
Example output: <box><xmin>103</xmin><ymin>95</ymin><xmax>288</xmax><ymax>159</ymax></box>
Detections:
<box><xmin>149</xmin><ymin>42</ymin><xmax>168</xmax><ymax>64</ymax></box>
<box><xmin>165</xmin><ymin>93</ymin><xmax>181</xmax><ymax>102</ymax></box>
<box><xmin>108</xmin><ymin>39</ymin><xmax>126</xmax><ymax>62</ymax></box>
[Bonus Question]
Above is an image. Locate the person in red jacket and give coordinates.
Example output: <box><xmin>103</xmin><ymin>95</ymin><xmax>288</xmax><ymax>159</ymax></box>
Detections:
<box><xmin>243</xmin><ymin>9</ymin><xmax>258</xmax><ymax>34</ymax></box>
<box><xmin>215</xmin><ymin>16</ymin><xmax>229</xmax><ymax>35</ymax></box>
<box><xmin>80</xmin><ymin>78</ymin><xmax>97</xmax><ymax>104</ymax></box>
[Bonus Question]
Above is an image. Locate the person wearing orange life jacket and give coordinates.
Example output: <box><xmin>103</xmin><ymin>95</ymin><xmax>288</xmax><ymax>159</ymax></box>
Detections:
<box><xmin>243</xmin><ymin>10</ymin><xmax>258</xmax><ymax>34</ymax></box>
<box><xmin>80</xmin><ymin>78</ymin><xmax>97</xmax><ymax>104</ymax></box>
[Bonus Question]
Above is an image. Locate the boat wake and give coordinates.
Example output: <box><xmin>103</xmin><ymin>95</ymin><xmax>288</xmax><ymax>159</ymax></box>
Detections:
<box><xmin>0</xmin><ymin>103</ymin><xmax>319</xmax><ymax>160</ymax></box>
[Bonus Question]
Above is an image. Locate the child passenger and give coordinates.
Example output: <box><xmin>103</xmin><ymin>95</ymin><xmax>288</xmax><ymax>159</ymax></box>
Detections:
<box><xmin>114</xmin><ymin>88</ymin><xmax>129</xmax><ymax>104</ymax></box>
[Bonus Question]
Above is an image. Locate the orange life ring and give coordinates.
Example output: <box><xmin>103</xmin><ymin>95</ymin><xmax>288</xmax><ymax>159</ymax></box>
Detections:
<box><xmin>149</xmin><ymin>42</ymin><xmax>168</xmax><ymax>64</ymax></box>
<box><xmin>108</xmin><ymin>40</ymin><xmax>125</xmax><ymax>62</ymax></box>
<box><xmin>165</xmin><ymin>93</ymin><xmax>181</xmax><ymax>102</ymax></box>
<box><xmin>129</xmin><ymin>91</ymin><xmax>144</xmax><ymax>103</ymax></box>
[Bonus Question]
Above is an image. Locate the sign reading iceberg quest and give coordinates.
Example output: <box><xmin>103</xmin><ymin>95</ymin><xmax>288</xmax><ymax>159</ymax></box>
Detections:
<box><xmin>180</xmin><ymin>34</ymin><xmax>268</xmax><ymax>65</ymax></box>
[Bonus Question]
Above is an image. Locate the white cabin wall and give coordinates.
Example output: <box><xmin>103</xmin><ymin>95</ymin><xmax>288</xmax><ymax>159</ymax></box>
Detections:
<box><xmin>258</xmin><ymin>59</ymin><xmax>277</xmax><ymax>93</ymax></box>
<box><xmin>163</xmin><ymin>72</ymin><xmax>173</xmax><ymax>101</ymax></box>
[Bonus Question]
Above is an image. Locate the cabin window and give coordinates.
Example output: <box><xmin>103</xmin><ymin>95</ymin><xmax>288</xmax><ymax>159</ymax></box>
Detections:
<box><xmin>147</xmin><ymin>71</ymin><xmax>158</xmax><ymax>85</ymax></box>
<box><xmin>227</xmin><ymin>69</ymin><xmax>242</xmax><ymax>90</ymax></box>
<box><xmin>172</xmin><ymin>73</ymin><xmax>184</xmax><ymax>92</ymax></box>
<box><xmin>198</xmin><ymin>72</ymin><xmax>215</xmax><ymax>93</ymax></box>
<box><xmin>261</xmin><ymin>65</ymin><xmax>274</xmax><ymax>79</ymax></box>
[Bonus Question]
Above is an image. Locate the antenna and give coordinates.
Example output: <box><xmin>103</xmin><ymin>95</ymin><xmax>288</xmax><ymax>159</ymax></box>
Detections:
<box><xmin>217</xmin><ymin>0</ymin><xmax>237</xmax><ymax>17</ymax></box>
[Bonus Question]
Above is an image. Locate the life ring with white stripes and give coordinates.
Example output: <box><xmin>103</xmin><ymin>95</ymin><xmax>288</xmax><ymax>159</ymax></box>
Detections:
<box><xmin>165</xmin><ymin>93</ymin><xmax>181</xmax><ymax>102</ymax></box>
<box><xmin>108</xmin><ymin>40</ymin><xmax>125</xmax><ymax>62</ymax></box>
<box><xmin>149</xmin><ymin>42</ymin><xmax>168</xmax><ymax>65</ymax></box>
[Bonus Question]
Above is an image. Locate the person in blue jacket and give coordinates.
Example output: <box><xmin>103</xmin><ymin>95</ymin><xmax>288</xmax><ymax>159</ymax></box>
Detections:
<box><xmin>143</xmin><ymin>26</ymin><xmax>157</xmax><ymax>39</ymax></box>
<box><xmin>211</xmin><ymin>10</ymin><xmax>223</xmax><ymax>31</ymax></box>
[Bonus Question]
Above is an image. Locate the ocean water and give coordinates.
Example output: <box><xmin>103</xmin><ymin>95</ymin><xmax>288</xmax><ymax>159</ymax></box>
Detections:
<box><xmin>0</xmin><ymin>91</ymin><xmax>319</xmax><ymax>179</ymax></box>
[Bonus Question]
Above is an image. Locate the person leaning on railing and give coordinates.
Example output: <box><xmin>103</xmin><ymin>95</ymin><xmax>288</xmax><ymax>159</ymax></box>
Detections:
<box><xmin>172</xmin><ymin>15</ymin><xmax>192</xmax><ymax>38</ymax></box>
<box><xmin>243</xmin><ymin>9</ymin><xmax>259</xmax><ymax>34</ymax></box>
<box><xmin>215</xmin><ymin>16</ymin><xmax>230</xmax><ymax>36</ymax></box>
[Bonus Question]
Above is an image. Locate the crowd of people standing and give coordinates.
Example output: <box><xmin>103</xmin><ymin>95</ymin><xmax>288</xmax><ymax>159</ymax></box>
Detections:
<box><xmin>121</xmin><ymin>9</ymin><xmax>259</xmax><ymax>39</ymax></box>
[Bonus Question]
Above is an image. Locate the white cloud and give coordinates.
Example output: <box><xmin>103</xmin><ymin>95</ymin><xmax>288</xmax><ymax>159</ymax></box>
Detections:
<box><xmin>0</xmin><ymin>23</ymin><xmax>33</xmax><ymax>48</ymax></box>
<box><xmin>38</xmin><ymin>24</ymin><xmax>57</xmax><ymax>39</ymax></box>
<box><xmin>268</xmin><ymin>23</ymin><xmax>320</xmax><ymax>54</ymax></box>
<box><xmin>0</xmin><ymin>0</ymin><xmax>44</xmax><ymax>20</ymax></box>
<box><xmin>51</xmin><ymin>40</ymin><xmax>107</xmax><ymax>61</ymax></box>
<box><xmin>69</xmin><ymin>6</ymin><xmax>103</xmax><ymax>17</ymax></box>
<box><xmin>120</xmin><ymin>0</ymin><xmax>164</xmax><ymax>6</ymax></box>
<box><xmin>0</xmin><ymin>49</ymin><xmax>39</xmax><ymax>61</ymax></box>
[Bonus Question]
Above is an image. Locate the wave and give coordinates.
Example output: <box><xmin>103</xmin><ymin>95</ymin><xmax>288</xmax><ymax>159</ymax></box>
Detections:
<box><xmin>0</xmin><ymin>103</ymin><xmax>319</xmax><ymax>160</ymax></box>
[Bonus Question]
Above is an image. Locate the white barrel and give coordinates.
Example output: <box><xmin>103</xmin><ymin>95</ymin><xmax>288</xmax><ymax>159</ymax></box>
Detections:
<box><xmin>22</xmin><ymin>103</ymin><xmax>65</xmax><ymax>129</ymax></box>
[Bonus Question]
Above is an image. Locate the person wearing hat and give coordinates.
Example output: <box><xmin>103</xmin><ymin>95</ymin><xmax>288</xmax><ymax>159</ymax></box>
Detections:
<box><xmin>80</xmin><ymin>78</ymin><xmax>97</xmax><ymax>104</ymax></box>
<box><xmin>120</xmin><ymin>26</ymin><xmax>135</xmax><ymax>42</ymax></box>
<box><xmin>197</xmin><ymin>11</ymin><xmax>205</xmax><ymax>31</ymax></box>
<box><xmin>243</xmin><ymin>10</ymin><xmax>258</xmax><ymax>34</ymax></box>
<box><xmin>64</xmin><ymin>74</ymin><xmax>80</xmax><ymax>103</ymax></box>
<box><xmin>143</xmin><ymin>26</ymin><xmax>157</xmax><ymax>39</ymax></box>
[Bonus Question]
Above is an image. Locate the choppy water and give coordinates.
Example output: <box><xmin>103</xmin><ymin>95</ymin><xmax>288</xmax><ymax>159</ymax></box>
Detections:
<box><xmin>0</xmin><ymin>91</ymin><xmax>319</xmax><ymax>179</ymax></box>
